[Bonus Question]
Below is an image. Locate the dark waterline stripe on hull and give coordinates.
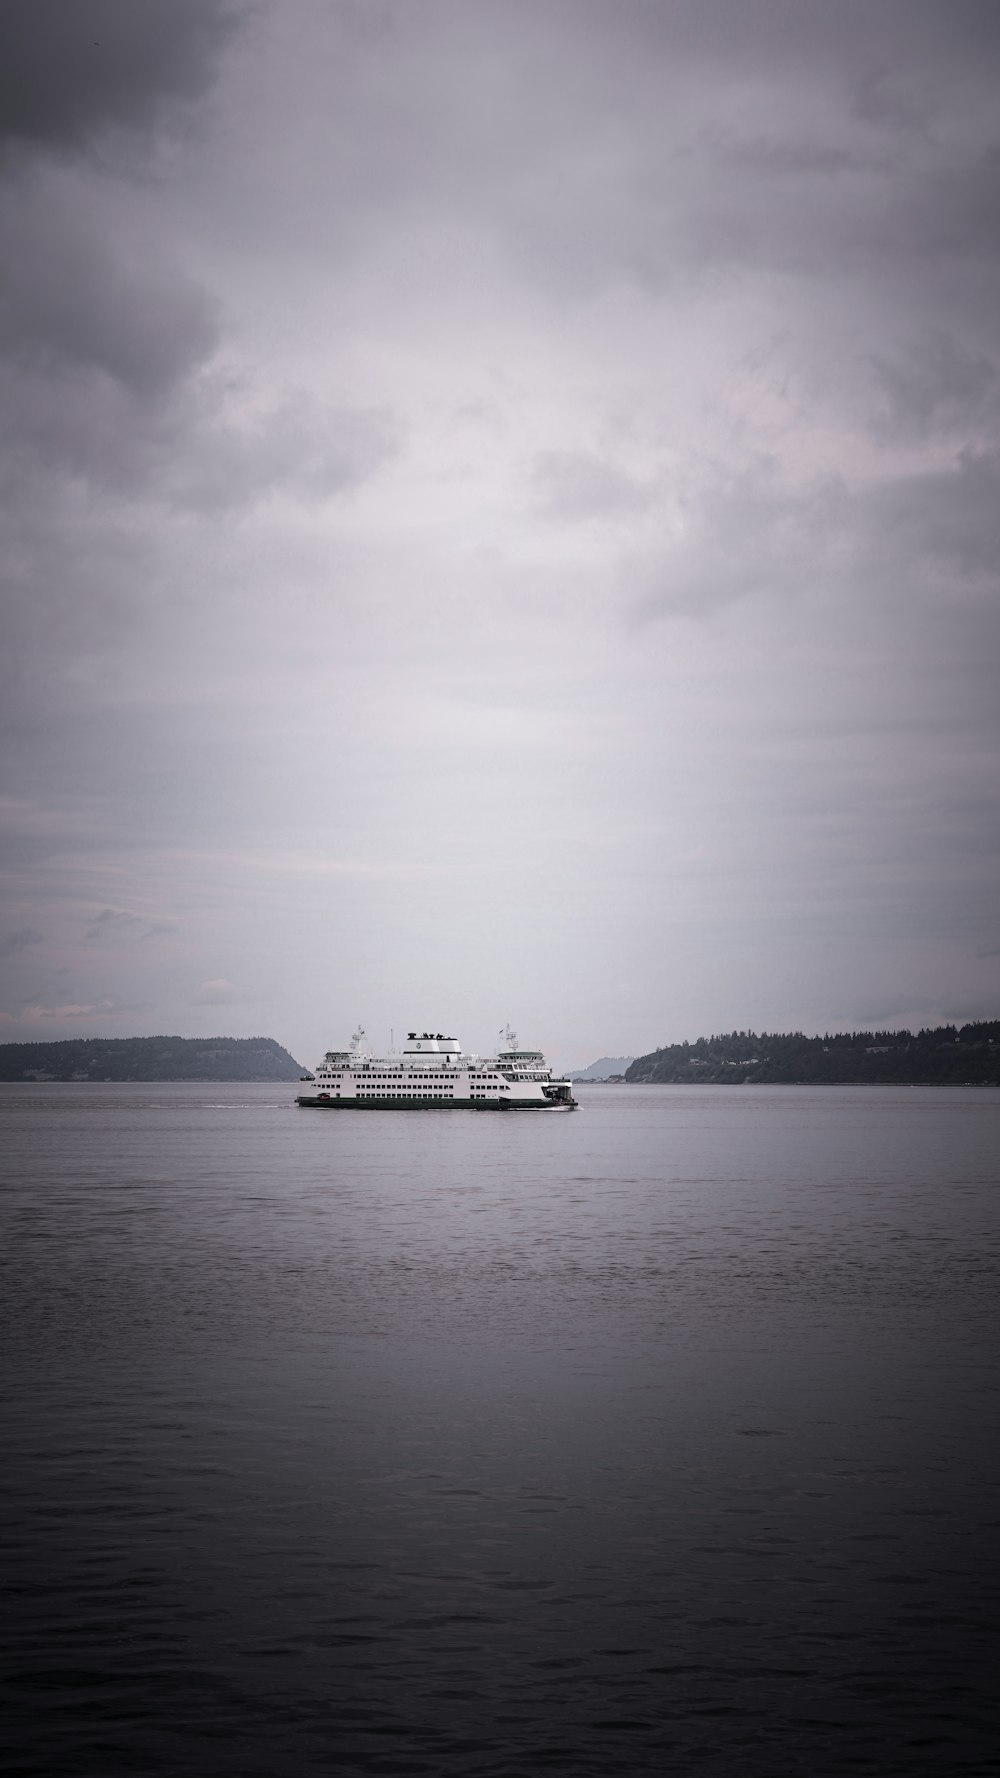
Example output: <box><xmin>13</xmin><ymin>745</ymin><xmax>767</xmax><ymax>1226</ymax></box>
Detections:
<box><xmin>295</xmin><ymin>1098</ymin><xmax>576</xmax><ymax>1111</ymax></box>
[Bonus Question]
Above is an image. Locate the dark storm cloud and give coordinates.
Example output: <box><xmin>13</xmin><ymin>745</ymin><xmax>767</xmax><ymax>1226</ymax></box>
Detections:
<box><xmin>0</xmin><ymin>926</ymin><xmax>41</xmax><ymax>957</ymax></box>
<box><xmin>0</xmin><ymin>0</ymin><xmax>241</xmax><ymax>151</ymax></box>
<box><xmin>637</xmin><ymin>465</ymin><xmax>850</xmax><ymax>619</ymax></box>
<box><xmin>0</xmin><ymin>176</ymin><xmax>216</xmax><ymax>399</ymax></box>
<box><xmin>0</xmin><ymin>0</ymin><xmax>232</xmax><ymax>503</ymax></box>
<box><xmin>872</xmin><ymin>331</ymin><xmax>1000</xmax><ymax>442</ymax></box>
<box><xmin>570</xmin><ymin>0</ymin><xmax>1000</xmax><ymax>78</ymax></box>
<box><xmin>699</xmin><ymin>139</ymin><xmax>1000</xmax><ymax>278</ymax></box>
<box><xmin>0</xmin><ymin>0</ymin><xmax>245</xmax><ymax>946</ymax></box>
<box><xmin>163</xmin><ymin>393</ymin><xmax>396</xmax><ymax>513</ymax></box>
<box><xmin>0</xmin><ymin>0</ymin><xmax>389</xmax><ymax>815</ymax></box>
<box><xmin>0</xmin><ymin>2</ymin><xmax>393</xmax><ymax>522</ymax></box>
<box><xmin>255</xmin><ymin>0</ymin><xmax>1000</xmax><ymax>355</ymax></box>
<box><xmin>640</xmin><ymin>448</ymin><xmax>1000</xmax><ymax>632</ymax></box>
<box><xmin>83</xmin><ymin>909</ymin><xmax>144</xmax><ymax>944</ymax></box>
<box><xmin>869</xmin><ymin>450</ymin><xmax>1000</xmax><ymax>587</ymax></box>
<box><xmin>81</xmin><ymin>911</ymin><xmax>178</xmax><ymax>948</ymax></box>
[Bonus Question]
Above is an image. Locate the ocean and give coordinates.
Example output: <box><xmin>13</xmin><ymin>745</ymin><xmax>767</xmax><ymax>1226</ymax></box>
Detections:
<box><xmin>2</xmin><ymin>1081</ymin><xmax>998</xmax><ymax>1775</ymax></box>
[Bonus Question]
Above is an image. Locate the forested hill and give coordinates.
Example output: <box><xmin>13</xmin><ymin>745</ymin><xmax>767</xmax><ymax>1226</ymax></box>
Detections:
<box><xmin>626</xmin><ymin>1023</ymin><xmax>1000</xmax><ymax>1086</ymax></box>
<box><xmin>0</xmin><ymin>1036</ymin><xmax>305</xmax><ymax>1082</ymax></box>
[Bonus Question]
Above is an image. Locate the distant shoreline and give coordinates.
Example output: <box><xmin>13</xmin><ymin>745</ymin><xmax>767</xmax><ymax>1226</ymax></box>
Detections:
<box><xmin>0</xmin><ymin>1035</ymin><xmax>305</xmax><ymax>1083</ymax></box>
<box><xmin>576</xmin><ymin>1077</ymin><xmax>999</xmax><ymax>1089</ymax></box>
<box><xmin>624</xmin><ymin>1022</ymin><xmax>1000</xmax><ymax>1088</ymax></box>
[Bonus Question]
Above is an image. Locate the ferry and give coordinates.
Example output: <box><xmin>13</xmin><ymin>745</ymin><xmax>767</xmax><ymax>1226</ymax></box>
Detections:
<box><xmin>296</xmin><ymin>1027</ymin><xmax>577</xmax><ymax>1110</ymax></box>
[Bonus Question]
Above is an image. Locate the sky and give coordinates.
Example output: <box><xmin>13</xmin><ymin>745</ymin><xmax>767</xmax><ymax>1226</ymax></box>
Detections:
<box><xmin>1</xmin><ymin>0</ymin><xmax>998</xmax><ymax>1071</ymax></box>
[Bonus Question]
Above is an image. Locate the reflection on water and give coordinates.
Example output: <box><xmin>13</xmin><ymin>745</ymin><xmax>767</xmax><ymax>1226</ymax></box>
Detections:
<box><xmin>1</xmin><ymin>1083</ymin><xmax>998</xmax><ymax>1773</ymax></box>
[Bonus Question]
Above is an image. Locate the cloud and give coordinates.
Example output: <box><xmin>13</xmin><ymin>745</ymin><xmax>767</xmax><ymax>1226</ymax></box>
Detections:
<box><xmin>0</xmin><ymin>4</ymin><xmax>236</xmax><ymax>567</ymax></box>
<box><xmin>81</xmin><ymin>910</ymin><xmax>182</xmax><ymax>948</ymax></box>
<box><xmin>0</xmin><ymin>995</ymin><xmax>142</xmax><ymax>1026</ymax></box>
<box><xmin>636</xmin><ymin>461</ymin><xmax>848</xmax><ymax>620</ymax></box>
<box><xmin>872</xmin><ymin>330</ymin><xmax>1000</xmax><ymax>443</ymax></box>
<box><xmin>83</xmin><ymin>908</ymin><xmax>144</xmax><ymax>944</ymax></box>
<box><xmin>192</xmin><ymin>978</ymin><xmax>241</xmax><ymax>1005</ymax></box>
<box><xmin>0</xmin><ymin>172</ymin><xmax>218</xmax><ymax>401</ymax></box>
<box><xmin>161</xmin><ymin>389</ymin><xmax>397</xmax><ymax>513</ymax></box>
<box><xmin>868</xmin><ymin>449</ymin><xmax>1000</xmax><ymax>587</ymax></box>
<box><xmin>0</xmin><ymin>925</ymin><xmax>41</xmax><ymax>956</ymax></box>
<box><xmin>1</xmin><ymin>0</ymin><xmax>998</xmax><ymax>1060</ymax></box>
<box><xmin>533</xmin><ymin>451</ymin><xmax>653</xmax><ymax>522</ymax></box>
<box><xmin>0</xmin><ymin>0</ymin><xmax>241</xmax><ymax>152</ymax></box>
<box><xmin>635</xmin><ymin>443</ymin><xmax>1000</xmax><ymax>630</ymax></box>
<box><xmin>0</xmin><ymin>169</ymin><xmax>221</xmax><ymax>503</ymax></box>
<box><xmin>0</xmin><ymin>164</ymin><xmax>391</xmax><ymax>513</ymax></box>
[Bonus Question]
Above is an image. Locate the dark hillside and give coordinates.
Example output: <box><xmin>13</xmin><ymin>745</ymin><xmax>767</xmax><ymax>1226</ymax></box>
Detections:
<box><xmin>0</xmin><ymin>1036</ymin><xmax>305</xmax><ymax>1082</ymax></box>
<box><xmin>626</xmin><ymin>1022</ymin><xmax>1000</xmax><ymax>1086</ymax></box>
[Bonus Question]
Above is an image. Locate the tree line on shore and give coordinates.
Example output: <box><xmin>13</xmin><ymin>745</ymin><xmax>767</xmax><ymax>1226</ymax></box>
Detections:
<box><xmin>0</xmin><ymin>1036</ymin><xmax>305</xmax><ymax>1082</ymax></box>
<box><xmin>625</xmin><ymin>1022</ymin><xmax>1000</xmax><ymax>1085</ymax></box>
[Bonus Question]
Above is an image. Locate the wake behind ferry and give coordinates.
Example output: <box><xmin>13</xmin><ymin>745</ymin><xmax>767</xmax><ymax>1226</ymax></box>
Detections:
<box><xmin>296</xmin><ymin>1027</ymin><xmax>577</xmax><ymax>1111</ymax></box>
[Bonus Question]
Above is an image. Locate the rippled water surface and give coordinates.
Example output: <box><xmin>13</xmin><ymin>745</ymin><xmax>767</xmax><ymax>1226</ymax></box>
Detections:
<box><xmin>2</xmin><ymin>1082</ymin><xmax>998</xmax><ymax>1774</ymax></box>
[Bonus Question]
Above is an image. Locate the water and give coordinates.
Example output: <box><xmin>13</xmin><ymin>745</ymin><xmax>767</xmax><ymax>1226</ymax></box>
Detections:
<box><xmin>1</xmin><ymin>1082</ymin><xmax>998</xmax><ymax>1775</ymax></box>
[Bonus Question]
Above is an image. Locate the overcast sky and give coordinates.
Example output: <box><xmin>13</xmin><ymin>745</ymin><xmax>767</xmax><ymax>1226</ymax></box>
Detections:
<box><xmin>1</xmin><ymin>0</ymin><xmax>998</xmax><ymax>1069</ymax></box>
